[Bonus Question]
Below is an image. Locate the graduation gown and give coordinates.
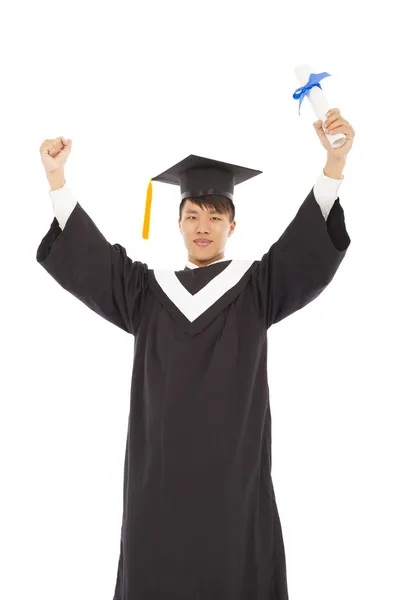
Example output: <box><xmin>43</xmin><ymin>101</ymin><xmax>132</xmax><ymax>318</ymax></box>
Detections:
<box><xmin>36</xmin><ymin>185</ymin><xmax>351</xmax><ymax>599</ymax></box>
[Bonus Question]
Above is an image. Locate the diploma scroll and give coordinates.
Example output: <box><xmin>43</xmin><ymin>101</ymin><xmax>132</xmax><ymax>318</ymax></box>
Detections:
<box><xmin>294</xmin><ymin>64</ymin><xmax>346</xmax><ymax>149</ymax></box>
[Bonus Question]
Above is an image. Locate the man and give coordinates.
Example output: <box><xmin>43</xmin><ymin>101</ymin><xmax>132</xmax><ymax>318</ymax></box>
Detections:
<box><xmin>37</xmin><ymin>109</ymin><xmax>355</xmax><ymax>599</ymax></box>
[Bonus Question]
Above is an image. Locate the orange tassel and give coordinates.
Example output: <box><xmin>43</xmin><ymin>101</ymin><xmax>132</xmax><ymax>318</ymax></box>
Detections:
<box><xmin>142</xmin><ymin>179</ymin><xmax>153</xmax><ymax>239</ymax></box>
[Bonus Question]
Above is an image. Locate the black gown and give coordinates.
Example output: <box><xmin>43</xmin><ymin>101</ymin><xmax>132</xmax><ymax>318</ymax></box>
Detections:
<box><xmin>36</xmin><ymin>186</ymin><xmax>351</xmax><ymax>599</ymax></box>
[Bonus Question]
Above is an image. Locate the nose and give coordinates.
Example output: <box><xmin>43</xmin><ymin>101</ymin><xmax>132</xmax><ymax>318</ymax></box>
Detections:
<box><xmin>196</xmin><ymin>219</ymin><xmax>211</xmax><ymax>231</ymax></box>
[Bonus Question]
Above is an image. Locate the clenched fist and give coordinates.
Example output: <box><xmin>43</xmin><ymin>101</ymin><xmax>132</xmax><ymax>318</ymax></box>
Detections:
<box><xmin>40</xmin><ymin>137</ymin><xmax>72</xmax><ymax>173</ymax></box>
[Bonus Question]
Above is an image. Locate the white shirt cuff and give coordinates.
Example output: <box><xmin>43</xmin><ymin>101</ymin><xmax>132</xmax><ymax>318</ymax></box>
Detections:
<box><xmin>49</xmin><ymin>182</ymin><xmax>77</xmax><ymax>230</ymax></box>
<box><xmin>313</xmin><ymin>170</ymin><xmax>344</xmax><ymax>220</ymax></box>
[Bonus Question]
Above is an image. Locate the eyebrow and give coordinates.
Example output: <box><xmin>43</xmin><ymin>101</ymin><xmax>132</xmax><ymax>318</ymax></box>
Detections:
<box><xmin>184</xmin><ymin>209</ymin><xmax>220</xmax><ymax>215</ymax></box>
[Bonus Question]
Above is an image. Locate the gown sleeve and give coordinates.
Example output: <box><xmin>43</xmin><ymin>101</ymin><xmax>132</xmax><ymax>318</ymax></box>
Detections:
<box><xmin>254</xmin><ymin>186</ymin><xmax>351</xmax><ymax>329</ymax></box>
<box><xmin>36</xmin><ymin>188</ymin><xmax>148</xmax><ymax>336</ymax></box>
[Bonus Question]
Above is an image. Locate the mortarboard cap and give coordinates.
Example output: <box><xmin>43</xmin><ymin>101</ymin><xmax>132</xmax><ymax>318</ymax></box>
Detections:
<box><xmin>142</xmin><ymin>154</ymin><xmax>263</xmax><ymax>239</ymax></box>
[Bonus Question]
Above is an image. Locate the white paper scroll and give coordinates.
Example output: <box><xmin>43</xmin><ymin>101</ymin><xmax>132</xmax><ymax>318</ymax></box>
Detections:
<box><xmin>294</xmin><ymin>64</ymin><xmax>346</xmax><ymax>149</ymax></box>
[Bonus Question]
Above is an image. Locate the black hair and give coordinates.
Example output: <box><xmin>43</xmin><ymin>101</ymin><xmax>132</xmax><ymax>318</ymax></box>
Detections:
<box><xmin>179</xmin><ymin>195</ymin><xmax>235</xmax><ymax>223</ymax></box>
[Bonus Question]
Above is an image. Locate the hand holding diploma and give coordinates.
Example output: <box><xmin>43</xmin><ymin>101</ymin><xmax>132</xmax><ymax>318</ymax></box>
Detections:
<box><xmin>313</xmin><ymin>108</ymin><xmax>355</xmax><ymax>162</ymax></box>
<box><xmin>293</xmin><ymin>64</ymin><xmax>355</xmax><ymax>162</ymax></box>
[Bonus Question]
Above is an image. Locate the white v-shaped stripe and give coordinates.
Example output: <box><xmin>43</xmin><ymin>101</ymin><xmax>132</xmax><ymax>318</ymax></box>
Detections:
<box><xmin>154</xmin><ymin>260</ymin><xmax>254</xmax><ymax>323</ymax></box>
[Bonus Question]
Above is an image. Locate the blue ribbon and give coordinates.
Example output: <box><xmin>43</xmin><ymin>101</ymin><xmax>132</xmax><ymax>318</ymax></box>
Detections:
<box><xmin>293</xmin><ymin>72</ymin><xmax>331</xmax><ymax>115</ymax></box>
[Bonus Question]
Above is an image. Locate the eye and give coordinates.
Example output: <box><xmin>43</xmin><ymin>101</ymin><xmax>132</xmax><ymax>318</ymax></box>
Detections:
<box><xmin>187</xmin><ymin>216</ymin><xmax>221</xmax><ymax>220</ymax></box>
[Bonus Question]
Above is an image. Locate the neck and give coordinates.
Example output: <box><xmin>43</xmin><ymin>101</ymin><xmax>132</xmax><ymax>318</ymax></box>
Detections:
<box><xmin>187</xmin><ymin>251</ymin><xmax>225</xmax><ymax>268</ymax></box>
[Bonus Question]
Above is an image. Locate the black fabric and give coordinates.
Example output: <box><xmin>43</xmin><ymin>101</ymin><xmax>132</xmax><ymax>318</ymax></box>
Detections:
<box><xmin>36</xmin><ymin>203</ymin><xmax>148</xmax><ymax>335</ymax></box>
<box><xmin>36</xmin><ymin>187</ymin><xmax>351</xmax><ymax>599</ymax></box>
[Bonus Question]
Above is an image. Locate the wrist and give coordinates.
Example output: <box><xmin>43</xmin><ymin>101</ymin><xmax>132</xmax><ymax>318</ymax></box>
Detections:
<box><xmin>324</xmin><ymin>159</ymin><xmax>346</xmax><ymax>180</ymax></box>
<box><xmin>46</xmin><ymin>169</ymin><xmax>66</xmax><ymax>191</ymax></box>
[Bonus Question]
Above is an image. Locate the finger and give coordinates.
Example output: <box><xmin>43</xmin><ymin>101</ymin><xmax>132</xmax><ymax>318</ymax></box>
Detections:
<box><xmin>324</xmin><ymin>109</ymin><xmax>339</xmax><ymax>125</ymax></box>
<box><xmin>326</xmin><ymin>125</ymin><xmax>353</xmax><ymax>136</ymax></box>
<box><xmin>313</xmin><ymin>120</ymin><xmax>326</xmax><ymax>133</ymax></box>
<box><xmin>325</xmin><ymin>119</ymin><xmax>349</xmax><ymax>133</ymax></box>
<box><xmin>324</xmin><ymin>116</ymin><xmax>348</xmax><ymax>130</ymax></box>
<box><xmin>326</xmin><ymin>120</ymin><xmax>351</xmax><ymax>132</ymax></box>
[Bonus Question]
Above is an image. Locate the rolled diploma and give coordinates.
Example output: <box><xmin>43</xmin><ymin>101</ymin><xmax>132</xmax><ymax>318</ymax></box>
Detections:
<box><xmin>294</xmin><ymin>64</ymin><xmax>346</xmax><ymax>149</ymax></box>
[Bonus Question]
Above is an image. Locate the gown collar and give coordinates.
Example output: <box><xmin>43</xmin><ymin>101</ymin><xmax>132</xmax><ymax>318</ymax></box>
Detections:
<box><xmin>185</xmin><ymin>257</ymin><xmax>230</xmax><ymax>269</ymax></box>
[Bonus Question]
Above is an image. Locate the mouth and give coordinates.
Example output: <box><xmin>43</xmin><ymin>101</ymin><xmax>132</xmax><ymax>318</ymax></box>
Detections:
<box><xmin>194</xmin><ymin>240</ymin><xmax>212</xmax><ymax>247</ymax></box>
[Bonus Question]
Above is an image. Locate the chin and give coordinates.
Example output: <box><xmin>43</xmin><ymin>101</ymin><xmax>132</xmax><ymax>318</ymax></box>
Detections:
<box><xmin>191</xmin><ymin>246</ymin><xmax>214</xmax><ymax>257</ymax></box>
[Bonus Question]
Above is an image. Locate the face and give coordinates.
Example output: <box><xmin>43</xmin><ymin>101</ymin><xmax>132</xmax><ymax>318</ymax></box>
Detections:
<box><xmin>178</xmin><ymin>199</ymin><xmax>236</xmax><ymax>267</ymax></box>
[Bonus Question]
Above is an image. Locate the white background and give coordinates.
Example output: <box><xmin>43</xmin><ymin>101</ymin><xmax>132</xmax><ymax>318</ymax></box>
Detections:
<box><xmin>1</xmin><ymin>0</ymin><xmax>399</xmax><ymax>598</ymax></box>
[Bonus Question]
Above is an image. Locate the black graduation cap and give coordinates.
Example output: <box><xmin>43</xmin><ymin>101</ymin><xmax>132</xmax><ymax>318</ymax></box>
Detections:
<box><xmin>142</xmin><ymin>154</ymin><xmax>263</xmax><ymax>239</ymax></box>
